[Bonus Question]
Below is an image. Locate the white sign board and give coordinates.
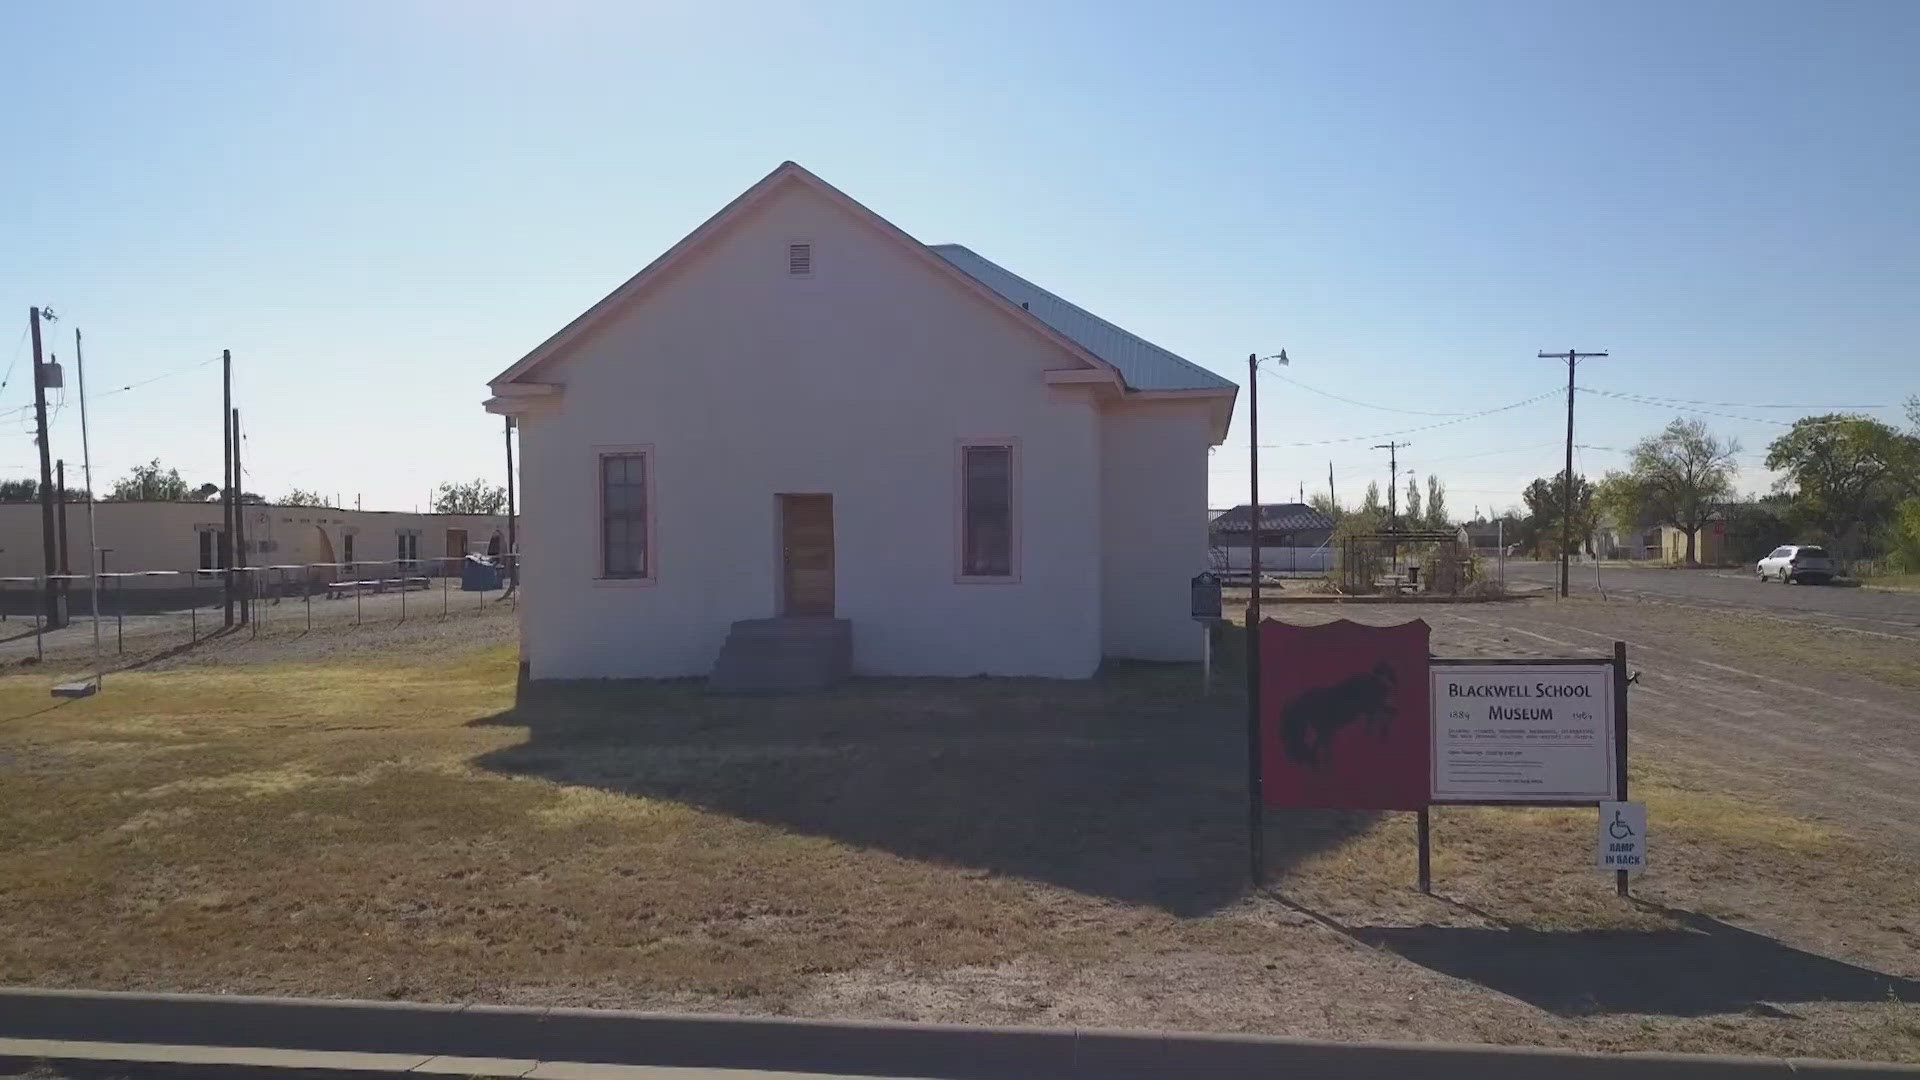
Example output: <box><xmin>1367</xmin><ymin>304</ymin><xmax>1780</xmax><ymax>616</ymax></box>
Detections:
<box><xmin>1597</xmin><ymin>801</ymin><xmax>1646</xmax><ymax>872</ymax></box>
<box><xmin>1430</xmin><ymin>664</ymin><xmax>1616</xmax><ymax>802</ymax></box>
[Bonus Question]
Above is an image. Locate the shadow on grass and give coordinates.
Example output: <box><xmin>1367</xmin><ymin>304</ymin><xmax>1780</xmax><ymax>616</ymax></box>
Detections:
<box><xmin>470</xmin><ymin>645</ymin><xmax>1373</xmax><ymax>917</ymax></box>
<box><xmin>1306</xmin><ymin>895</ymin><xmax>1920</xmax><ymax>1017</ymax></box>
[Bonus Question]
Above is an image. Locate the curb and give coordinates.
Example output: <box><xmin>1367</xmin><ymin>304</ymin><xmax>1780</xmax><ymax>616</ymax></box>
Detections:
<box><xmin>2</xmin><ymin>987</ymin><xmax>1916</xmax><ymax>1079</ymax></box>
<box><xmin>1262</xmin><ymin>593</ymin><xmax>1536</xmax><ymax>604</ymax></box>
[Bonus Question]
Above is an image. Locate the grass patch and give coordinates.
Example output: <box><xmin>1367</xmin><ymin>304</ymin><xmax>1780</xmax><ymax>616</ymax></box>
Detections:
<box><xmin>1</xmin><ymin>636</ymin><xmax>1918</xmax><ymax>1061</ymax></box>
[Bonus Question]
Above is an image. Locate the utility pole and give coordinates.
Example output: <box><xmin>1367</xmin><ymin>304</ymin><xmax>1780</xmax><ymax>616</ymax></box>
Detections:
<box><xmin>222</xmin><ymin>349</ymin><xmax>235</xmax><ymax>627</ymax></box>
<box><xmin>1373</xmin><ymin>441</ymin><xmax>1408</xmax><ymax>580</ymax></box>
<box><xmin>1327</xmin><ymin>461</ymin><xmax>1335</xmax><ymax>511</ymax></box>
<box><xmin>29</xmin><ymin>308</ymin><xmax>64</xmax><ymax>630</ymax></box>
<box><xmin>1539</xmin><ymin>349</ymin><xmax>1607</xmax><ymax>598</ymax></box>
<box><xmin>232</xmin><ymin>409</ymin><xmax>249</xmax><ymax>625</ymax></box>
<box><xmin>504</xmin><ymin>416</ymin><xmax>518</xmax><ymax>589</ymax></box>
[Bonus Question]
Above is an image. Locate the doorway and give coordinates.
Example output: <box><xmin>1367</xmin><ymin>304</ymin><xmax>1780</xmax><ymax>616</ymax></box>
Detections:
<box><xmin>779</xmin><ymin>494</ymin><xmax>834</xmax><ymax>616</ymax></box>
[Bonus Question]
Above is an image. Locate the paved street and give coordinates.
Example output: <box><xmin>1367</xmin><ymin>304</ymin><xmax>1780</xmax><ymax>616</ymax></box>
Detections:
<box><xmin>1505</xmin><ymin>560</ymin><xmax>1920</xmax><ymax>642</ymax></box>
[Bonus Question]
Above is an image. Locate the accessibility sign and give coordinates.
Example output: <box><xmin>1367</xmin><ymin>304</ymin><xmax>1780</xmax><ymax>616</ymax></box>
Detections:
<box><xmin>1596</xmin><ymin>801</ymin><xmax>1646</xmax><ymax>873</ymax></box>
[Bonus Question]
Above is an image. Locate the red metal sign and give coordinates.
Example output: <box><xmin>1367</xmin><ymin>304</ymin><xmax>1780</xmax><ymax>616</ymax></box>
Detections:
<box><xmin>1260</xmin><ymin>619</ymin><xmax>1431</xmax><ymax>810</ymax></box>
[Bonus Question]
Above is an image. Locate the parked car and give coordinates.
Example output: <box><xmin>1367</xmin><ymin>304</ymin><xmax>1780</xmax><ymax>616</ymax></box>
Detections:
<box><xmin>1756</xmin><ymin>544</ymin><xmax>1833</xmax><ymax>584</ymax></box>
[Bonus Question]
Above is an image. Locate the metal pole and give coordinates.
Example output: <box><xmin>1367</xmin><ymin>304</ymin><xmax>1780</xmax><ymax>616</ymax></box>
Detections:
<box><xmin>232</xmin><ymin>409</ymin><xmax>249</xmax><ymax>628</ymax></box>
<box><xmin>222</xmin><ymin>349</ymin><xmax>235</xmax><ymax>626</ymax></box>
<box><xmin>442</xmin><ymin>557</ymin><xmax>450</xmax><ymax>617</ymax></box>
<box><xmin>1245</xmin><ymin>352</ymin><xmax>1265</xmax><ymax>887</ymax></box>
<box><xmin>1417</xmin><ymin>808</ymin><xmax>1432</xmax><ymax>894</ymax></box>
<box><xmin>72</xmin><ymin>326</ymin><xmax>105</xmax><ymax>684</ymax></box>
<box><xmin>305</xmin><ymin>565</ymin><xmax>312</xmax><ymax>631</ymax></box>
<box><xmin>400</xmin><ymin>558</ymin><xmax>407</xmax><ymax>622</ymax></box>
<box><xmin>1614</xmin><ymin>639</ymin><xmax>1630</xmax><ymax>898</ymax></box>
<box><xmin>1202</xmin><ymin>623</ymin><xmax>1211</xmax><ymax>694</ymax></box>
<box><xmin>34</xmin><ymin>579</ymin><xmax>43</xmax><ymax>661</ymax></box>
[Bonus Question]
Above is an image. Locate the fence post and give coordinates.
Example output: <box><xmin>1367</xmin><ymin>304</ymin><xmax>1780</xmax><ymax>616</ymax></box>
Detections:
<box><xmin>442</xmin><ymin>558</ymin><xmax>450</xmax><ymax>618</ymax></box>
<box><xmin>400</xmin><ymin>559</ymin><xmax>407</xmax><ymax>623</ymax></box>
<box><xmin>305</xmin><ymin>565</ymin><xmax>312</xmax><ymax>632</ymax></box>
<box><xmin>34</xmin><ymin>577</ymin><xmax>43</xmax><ymax>662</ymax></box>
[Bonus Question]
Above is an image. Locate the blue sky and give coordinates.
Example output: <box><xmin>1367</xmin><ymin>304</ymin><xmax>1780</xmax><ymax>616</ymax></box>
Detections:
<box><xmin>4</xmin><ymin>0</ymin><xmax>1915</xmax><ymax>516</ymax></box>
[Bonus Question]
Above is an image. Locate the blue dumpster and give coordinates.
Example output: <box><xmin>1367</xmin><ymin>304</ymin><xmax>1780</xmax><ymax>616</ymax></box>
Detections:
<box><xmin>461</xmin><ymin>554</ymin><xmax>502</xmax><ymax>591</ymax></box>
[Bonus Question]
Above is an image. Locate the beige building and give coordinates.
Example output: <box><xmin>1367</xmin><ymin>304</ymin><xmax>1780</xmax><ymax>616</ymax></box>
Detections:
<box><xmin>1657</xmin><ymin>521</ymin><xmax>1727</xmax><ymax>566</ymax></box>
<box><xmin>0</xmin><ymin>501</ymin><xmax>509</xmax><ymax>588</ymax></box>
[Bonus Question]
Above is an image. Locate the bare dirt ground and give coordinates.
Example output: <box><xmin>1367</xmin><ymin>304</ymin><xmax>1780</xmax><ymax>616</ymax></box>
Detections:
<box><xmin>1</xmin><ymin>595</ymin><xmax>1917</xmax><ymax>1063</ymax></box>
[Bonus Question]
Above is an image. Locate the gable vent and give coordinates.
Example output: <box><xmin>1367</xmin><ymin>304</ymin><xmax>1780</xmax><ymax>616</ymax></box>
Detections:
<box><xmin>787</xmin><ymin>242</ymin><xmax>812</xmax><ymax>277</ymax></box>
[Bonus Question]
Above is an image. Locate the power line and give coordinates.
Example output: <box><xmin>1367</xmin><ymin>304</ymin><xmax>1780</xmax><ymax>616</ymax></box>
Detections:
<box><xmin>1258</xmin><ymin>370</ymin><xmax>1478</xmax><ymax>416</ymax></box>
<box><xmin>0</xmin><ymin>324</ymin><xmax>27</xmax><ymax>399</ymax></box>
<box><xmin>0</xmin><ymin>353</ymin><xmax>222</xmax><ymax>421</ymax></box>
<box><xmin>1576</xmin><ymin>387</ymin><xmax>1861</xmax><ymax>428</ymax></box>
<box><xmin>1256</xmin><ymin>389</ymin><xmax>1559</xmax><ymax>447</ymax></box>
<box><xmin>1583</xmin><ymin>386</ymin><xmax>1896</xmax><ymax>411</ymax></box>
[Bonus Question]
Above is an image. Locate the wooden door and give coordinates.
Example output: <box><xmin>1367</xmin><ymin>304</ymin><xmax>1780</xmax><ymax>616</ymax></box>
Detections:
<box><xmin>780</xmin><ymin>495</ymin><xmax>834</xmax><ymax>616</ymax></box>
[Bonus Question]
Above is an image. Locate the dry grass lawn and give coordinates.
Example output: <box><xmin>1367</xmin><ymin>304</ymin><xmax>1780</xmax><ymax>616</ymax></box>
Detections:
<box><xmin>1</xmin><ymin>614</ymin><xmax>1918</xmax><ymax>1063</ymax></box>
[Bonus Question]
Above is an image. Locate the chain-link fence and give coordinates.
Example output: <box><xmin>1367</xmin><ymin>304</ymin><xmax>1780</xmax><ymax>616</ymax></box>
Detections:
<box><xmin>0</xmin><ymin>555</ymin><xmax>518</xmax><ymax>664</ymax></box>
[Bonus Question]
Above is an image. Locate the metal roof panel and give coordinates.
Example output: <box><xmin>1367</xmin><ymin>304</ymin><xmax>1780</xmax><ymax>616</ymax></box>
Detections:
<box><xmin>929</xmin><ymin>244</ymin><xmax>1237</xmax><ymax>393</ymax></box>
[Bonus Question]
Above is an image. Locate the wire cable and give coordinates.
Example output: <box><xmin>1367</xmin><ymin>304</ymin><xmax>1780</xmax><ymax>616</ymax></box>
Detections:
<box><xmin>1258</xmin><ymin>389</ymin><xmax>1560</xmax><ymax>447</ymax></box>
<box><xmin>1583</xmin><ymin>386</ymin><xmax>1895</xmax><ymax>411</ymax></box>
<box><xmin>1259</xmin><ymin>371</ymin><xmax>1482</xmax><ymax>416</ymax></box>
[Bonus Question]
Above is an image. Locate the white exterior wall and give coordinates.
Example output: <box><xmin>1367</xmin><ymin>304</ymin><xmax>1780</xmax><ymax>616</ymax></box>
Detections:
<box><xmin>517</xmin><ymin>181</ymin><xmax>1104</xmax><ymax>679</ymax></box>
<box><xmin>1099</xmin><ymin>400</ymin><xmax>1212</xmax><ymax>661</ymax></box>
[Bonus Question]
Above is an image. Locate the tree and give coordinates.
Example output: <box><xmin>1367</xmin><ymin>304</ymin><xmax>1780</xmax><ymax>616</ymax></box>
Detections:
<box><xmin>1307</xmin><ymin>492</ymin><xmax>1342</xmax><ymax>523</ymax></box>
<box><xmin>107</xmin><ymin>459</ymin><xmax>191</xmax><ymax>502</ymax></box>
<box><xmin>196</xmin><ymin>482</ymin><xmax>221</xmax><ymax>501</ymax></box>
<box><xmin>1765</xmin><ymin>414</ymin><xmax>1920</xmax><ymax>559</ymax></box>
<box><xmin>1360</xmin><ymin>481</ymin><xmax>1382</xmax><ymax>516</ymax></box>
<box><xmin>1885</xmin><ymin>498</ymin><xmax>1920</xmax><ymax>573</ymax></box>
<box><xmin>1522</xmin><ymin>471</ymin><xmax>1596</xmax><ymax>558</ymax></box>
<box><xmin>433</xmin><ymin>479</ymin><xmax>507</xmax><ymax>515</ymax></box>
<box><xmin>0</xmin><ymin>478</ymin><xmax>87</xmax><ymax>503</ymax></box>
<box><xmin>1724</xmin><ymin>497</ymin><xmax>1793</xmax><ymax>564</ymax></box>
<box><xmin>1592</xmin><ymin>470</ymin><xmax>1643</xmax><ymax>548</ymax></box>
<box><xmin>1424</xmin><ymin>475</ymin><xmax>1448</xmax><ymax>529</ymax></box>
<box><xmin>1403</xmin><ymin>475</ymin><xmax>1422</xmax><ymax>529</ymax></box>
<box><xmin>278</xmin><ymin>488</ymin><xmax>336</xmax><ymax>508</ymax></box>
<box><xmin>1626</xmin><ymin>418</ymin><xmax>1740</xmax><ymax>566</ymax></box>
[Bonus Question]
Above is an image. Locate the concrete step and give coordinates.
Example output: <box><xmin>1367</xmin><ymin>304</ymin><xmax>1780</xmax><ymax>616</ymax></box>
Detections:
<box><xmin>709</xmin><ymin>618</ymin><xmax>851</xmax><ymax>693</ymax></box>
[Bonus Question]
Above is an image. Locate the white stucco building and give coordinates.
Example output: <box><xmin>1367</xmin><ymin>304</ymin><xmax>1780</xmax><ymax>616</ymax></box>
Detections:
<box><xmin>486</xmin><ymin>162</ymin><xmax>1237</xmax><ymax>680</ymax></box>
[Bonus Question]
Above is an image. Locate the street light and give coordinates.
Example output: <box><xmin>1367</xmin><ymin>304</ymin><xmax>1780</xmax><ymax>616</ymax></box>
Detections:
<box><xmin>1245</xmin><ymin>348</ymin><xmax>1287</xmax><ymax>889</ymax></box>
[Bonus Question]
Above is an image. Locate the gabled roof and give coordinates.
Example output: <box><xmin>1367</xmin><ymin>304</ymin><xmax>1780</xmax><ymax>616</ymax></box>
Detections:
<box><xmin>489</xmin><ymin>161</ymin><xmax>1127</xmax><ymax>390</ymax></box>
<box><xmin>930</xmin><ymin>245</ymin><xmax>1236</xmax><ymax>393</ymax></box>
<box><xmin>1210</xmin><ymin>503</ymin><xmax>1336</xmax><ymax>534</ymax></box>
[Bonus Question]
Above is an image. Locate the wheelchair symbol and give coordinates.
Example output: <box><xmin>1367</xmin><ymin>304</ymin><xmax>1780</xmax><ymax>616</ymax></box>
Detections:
<box><xmin>1607</xmin><ymin>811</ymin><xmax>1636</xmax><ymax>840</ymax></box>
